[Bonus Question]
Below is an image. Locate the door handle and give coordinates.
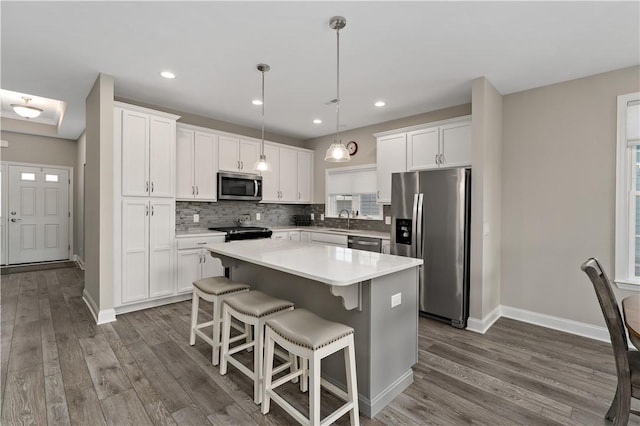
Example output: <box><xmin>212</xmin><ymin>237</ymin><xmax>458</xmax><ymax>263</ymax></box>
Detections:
<box><xmin>10</xmin><ymin>218</ymin><xmax>21</xmax><ymax>222</ymax></box>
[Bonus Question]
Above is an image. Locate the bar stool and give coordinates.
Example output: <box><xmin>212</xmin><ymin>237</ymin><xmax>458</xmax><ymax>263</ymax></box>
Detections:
<box><xmin>262</xmin><ymin>309</ymin><xmax>359</xmax><ymax>426</ymax></box>
<box><xmin>189</xmin><ymin>276</ymin><xmax>250</xmax><ymax>365</ymax></box>
<box><xmin>220</xmin><ymin>290</ymin><xmax>295</xmax><ymax>404</ymax></box>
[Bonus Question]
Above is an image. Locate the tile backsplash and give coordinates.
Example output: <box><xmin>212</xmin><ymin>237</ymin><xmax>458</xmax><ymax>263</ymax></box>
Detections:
<box><xmin>176</xmin><ymin>201</ymin><xmax>391</xmax><ymax>233</ymax></box>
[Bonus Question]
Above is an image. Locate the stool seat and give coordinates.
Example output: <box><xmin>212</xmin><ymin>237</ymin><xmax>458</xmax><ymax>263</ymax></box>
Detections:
<box><xmin>224</xmin><ymin>291</ymin><xmax>294</xmax><ymax>318</ymax></box>
<box><xmin>193</xmin><ymin>276</ymin><xmax>250</xmax><ymax>295</ymax></box>
<box><xmin>266</xmin><ymin>309</ymin><xmax>354</xmax><ymax>351</ymax></box>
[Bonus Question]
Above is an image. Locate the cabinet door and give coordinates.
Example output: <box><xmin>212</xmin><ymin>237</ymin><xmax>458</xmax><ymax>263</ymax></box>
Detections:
<box><xmin>407</xmin><ymin>127</ymin><xmax>439</xmax><ymax>171</ymax></box>
<box><xmin>300</xmin><ymin>231</ymin><xmax>311</xmax><ymax>242</ymax></box>
<box><xmin>239</xmin><ymin>140</ymin><xmax>259</xmax><ymax>172</ymax></box>
<box><xmin>194</xmin><ymin>131</ymin><xmax>218</xmax><ymax>200</ymax></box>
<box><xmin>440</xmin><ymin>122</ymin><xmax>471</xmax><ymax>168</ymax></box>
<box><xmin>149</xmin><ymin>200</ymin><xmax>174</xmax><ymax>298</ymax></box>
<box><xmin>376</xmin><ymin>134</ymin><xmax>406</xmax><ymax>204</ymax></box>
<box><xmin>297</xmin><ymin>151</ymin><xmax>312</xmax><ymax>203</ymax></box>
<box><xmin>176</xmin><ymin>129</ymin><xmax>195</xmax><ymax>199</ymax></box>
<box><xmin>202</xmin><ymin>250</ymin><xmax>225</xmax><ymax>279</ymax></box>
<box><xmin>261</xmin><ymin>144</ymin><xmax>280</xmax><ymax>202</ymax></box>
<box><xmin>121</xmin><ymin>110</ymin><xmax>150</xmax><ymax>197</ymax></box>
<box><xmin>381</xmin><ymin>241</ymin><xmax>390</xmax><ymax>254</ymax></box>
<box><xmin>288</xmin><ymin>231</ymin><xmax>301</xmax><ymax>241</ymax></box>
<box><xmin>122</xmin><ymin>199</ymin><xmax>149</xmax><ymax>303</ymax></box>
<box><xmin>271</xmin><ymin>231</ymin><xmax>287</xmax><ymax>240</ymax></box>
<box><xmin>279</xmin><ymin>147</ymin><xmax>298</xmax><ymax>202</ymax></box>
<box><xmin>218</xmin><ymin>136</ymin><xmax>240</xmax><ymax>172</ymax></box>
<box><xmin>176</xmin><ymin>248</ymin><xmax>202</xmax><ymax>293</ymax></box>
<box><xmin>149</xmin><ymin>116</ymin><xmax>175</xmax><ymax>197</ymax></box>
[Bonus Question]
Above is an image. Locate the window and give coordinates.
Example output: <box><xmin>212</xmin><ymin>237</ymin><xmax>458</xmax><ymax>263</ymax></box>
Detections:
<box><xmin>615</xmin><ymin>92</ymin><xmax>640</xmax><ymax>289</ymax></box>
<box><xmin>325</xmin><ymin>164</ymin><xmax>382</xmax><ymax>220</ymax></box>
<box><xmin>21</xmin><ymin>172</ymin><xmax>36</xmax><ymax>181</ymax></box>
<box><xmin>45</xmin><ymin>174</ymin><xmax>59</xmax><ymax>182</ymax></box>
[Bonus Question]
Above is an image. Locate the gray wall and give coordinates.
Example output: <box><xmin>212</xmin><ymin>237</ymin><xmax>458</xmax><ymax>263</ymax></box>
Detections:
<box><xmin>469</xmin><ymin>78</ymin><xmax>503</xmax><ymax>322</ymax></box>
<box><xmin>84</xmin><ymin>73</ymin><xmax>115</xmax><ymax>313</ymax></box>
<box><xmin>501</xmin><ymin>66</ymin><xmax>640</xmax><ymax>326</ymax></box>
<box><xmin>304</xmin><ymin>104</ymin><xmax>472</xmax><ymax>204</ymax></box>
<box><xmin>115</xmin><ymin>97</ymin><xmax>304</xmax><ymax>148</ymax></box>
<box><xmin>76</xmin><ymin>132</ymin><xmax>86</xmax><ymax>263</ymax></box>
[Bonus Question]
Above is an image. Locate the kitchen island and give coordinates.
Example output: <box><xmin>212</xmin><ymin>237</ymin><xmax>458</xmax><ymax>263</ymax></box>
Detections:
<box><xmin>205</xmin><ymin>239</ymin><xmax>422</xmax><ymax>418</ymax></box>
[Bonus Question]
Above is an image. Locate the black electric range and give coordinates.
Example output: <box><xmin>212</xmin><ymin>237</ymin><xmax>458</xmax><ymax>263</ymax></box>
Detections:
<box><xmin>208</xmin><ymin>226</ymin><xmax>273</xmax><ymax>242</ymax></box>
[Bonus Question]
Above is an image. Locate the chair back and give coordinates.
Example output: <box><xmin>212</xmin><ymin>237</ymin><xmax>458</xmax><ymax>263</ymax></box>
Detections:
<box><xmin>581</xmin><ymin>258</ymin><xmax>630</xmax><ymax>382</ymax></box>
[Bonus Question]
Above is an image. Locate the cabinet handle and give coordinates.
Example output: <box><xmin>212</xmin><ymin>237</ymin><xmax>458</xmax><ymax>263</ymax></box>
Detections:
<box><xmin>192</xmin><ymin>186</ymin><xmax>195</xmax><ymax>196</ymax></box>
<box><xmin>199</xmin><ymin>253</ymin><xmax>203</xmax><ymax>264</ymax></box>
<box><xmin>196</xmin><ymin>186</ymin><xmax>199</xmax><ymax>195</ymax></box>
<box><xmin>435</xmin><ymin>154</ymin><xmax>439</xmax><ymax>165</ymax></box>
<box><xmin>151</xmin><ymin>182</ymin><xmax>154</xmax><ymax>192</ymax></box>
<box><xmin>146</xmin><ymin>181</ymin><xmax>149</xmax><ymax>192</ymax></box>
<box><xmin>145</xmin><ymin>205</ymin><xmax>149</xmax><ymax>216</ymax></box>
<box><xmin>151</xmin><ymin>205</ymin><xmax>154</xmax><ymax>216</ymax></box>
<box><xmin>197</xmin><ymin>242</ymin><xmax>207</xmax><ymax>245</ymax></box>
<box><xmin>240</xmin><ymin>161</ymin><xmax>244</xmax><ymax>169</ymax></box>
<box><xmin>237</xmin><ymin>160</ymin><xmax>240</xmax><ymax>169</ymax></box>
<box><xmin>298</xmin><ymin>192</ymin><xmax>301</xmax><ymax>200</ymax></box>
<box><xmin>377</xmin><ymin>190</ymin><xmax>380</xmax><ymax>199</ymax></box>
<box><xmin>440</xmin><ymin>153</ymin><xmax>444</xmax><ymax>164</ymax></box>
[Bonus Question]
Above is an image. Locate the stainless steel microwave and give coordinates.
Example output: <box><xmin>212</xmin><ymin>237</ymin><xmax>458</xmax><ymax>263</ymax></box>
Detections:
<box><xmin>217</xmin><ymin>172</ymin><xmax>262</xmax><ymax>201</ymax></box>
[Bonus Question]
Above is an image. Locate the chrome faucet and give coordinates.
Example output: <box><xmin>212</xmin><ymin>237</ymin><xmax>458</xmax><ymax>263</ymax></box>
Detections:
<box><xmin>338</xmin><ymin>209</ymin><xmax>351</xmax><ymax>230</ymax></box>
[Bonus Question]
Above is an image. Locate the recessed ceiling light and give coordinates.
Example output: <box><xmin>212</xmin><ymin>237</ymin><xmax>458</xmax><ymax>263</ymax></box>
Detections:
<box><xmin>374</xmin><ymin>100</ymin><xmax>386</xmax><ymax>107</ymax></box>
<box><xmin>160</xmin><ymin>71</ymin><xmax>176</xmax><ymax>79</ymax></box>
<box><xmin>313</xmin><ymin>119</ymin><xmax>322</xmax><ymax>124</ymax></box>
<box><xmin>252</xmin><ymin>99</ymin><xmax>263</xmax><ymax>106</ymax></box>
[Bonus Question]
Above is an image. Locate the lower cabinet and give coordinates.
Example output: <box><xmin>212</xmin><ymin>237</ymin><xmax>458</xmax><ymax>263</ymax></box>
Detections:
<box><xmin>121</xmin><ymin>198</ymin><xmax>175</xmax><ymax>304</ymax></box>
<box><xmin>309</xmin><ymin>232</ymin><xmax>348</xmax><ymax>247</ymax></box>
<box><xmin>300</xmin><ymin>231</ymin><xmax>311</xmax><ymax>242</ymax></box>
<box><xmin>176</xmin><ymin>235</ymin><xmax>225</xmax><ymax>293</ymax></box>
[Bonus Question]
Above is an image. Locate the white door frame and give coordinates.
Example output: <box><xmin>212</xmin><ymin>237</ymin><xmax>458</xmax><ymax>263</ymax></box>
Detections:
<box><xmin>2</xmin><ymin>161</ymin><xmax>74</xmax><ymax>264</ymax></box>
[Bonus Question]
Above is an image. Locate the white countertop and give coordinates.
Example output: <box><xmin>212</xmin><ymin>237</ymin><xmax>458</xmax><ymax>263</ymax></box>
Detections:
<box><xmin>270</xmin><ymin>226</ymin><xmax>391</xmax><ymax>240</ymax></box>
<box><xmin>176</xmin><ymin>229</ymin><xmax>226</xmax><ymax>238</ymax></box>
<box><xmin>205</xmin><ymin>239</ymin><xmax>421</xmax><ymax>287</ymax></box>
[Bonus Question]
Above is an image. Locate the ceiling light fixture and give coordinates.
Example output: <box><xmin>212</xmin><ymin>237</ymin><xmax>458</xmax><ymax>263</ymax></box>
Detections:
<box><xmin>374</xmin><ymin>100</ymin><xmax>386</xmax><ymax>107</ymax></box>
<box><xmin>11</xmin><ymin>97</ymin><xmax>43</xmax><ymax>119</ymax></box>
<box><xmin>324</xmin><ymin>16</ymin><xmax>351</xmax><ymax>163</ymax></box>
<box><xmin>313</xmin><ymin>119</ymin><xmax>322</xmax><ymax>124</ymax></box>
<box><xmin>252</xmin><ymin>99</ymin><xmax>263</xmax><ymax>106</ymax></box>
<box><xmin>253</xmin><ymin>63</ymin><xmax>271</xmax><ymax>172</ymax></box>
<box><xmin>160</xmin><ymin>71</ymin><xmax>176</xmax><ymax>79</ymax></box>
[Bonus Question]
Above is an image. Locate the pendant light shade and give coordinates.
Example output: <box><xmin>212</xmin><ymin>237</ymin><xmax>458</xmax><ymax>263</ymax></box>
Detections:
<box><xmin>324</xmin><ymin>16</ymin><xmax>351</xmax><ymax>163</ymax></box>
<box><xmin>11</xmin><ymin>97</ymin><xmax>43</xmax><ymax>119</ymax></box>
<box><xmin>253</xmin><ymin>63</ymin><xmax>272</xmax><ymax>172</ymax></box>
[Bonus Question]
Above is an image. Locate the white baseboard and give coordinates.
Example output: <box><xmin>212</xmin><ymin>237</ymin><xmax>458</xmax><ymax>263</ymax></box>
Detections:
<box><xmin>82</xmin><ymin>289</ymin><xmax>116</xmax><ymax>325</ymax></box>
<box><xmin>74</xmin><ymin>255</ymin><xmax>85</xmax><ymax>270</ymax></box>
<box><xmin>467</xmin><ymin>305</ymin><xmax>501</xmax><ymax>334</ymax></box>
<box><xmin>114</xmin><ymin>293</ymin><xmax>192</xmax><ymax>315</ymax></box>
<box><xmin>500</xmin><ymin>305</ymin><xmax>610</xmax><ymax>343</ymax></box>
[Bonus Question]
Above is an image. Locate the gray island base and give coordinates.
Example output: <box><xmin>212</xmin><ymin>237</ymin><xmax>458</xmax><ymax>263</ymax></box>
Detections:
<box><xmin>205</xmin><ymin>239</ymin><xmax>422</xmax><ymax>418</ymax></box>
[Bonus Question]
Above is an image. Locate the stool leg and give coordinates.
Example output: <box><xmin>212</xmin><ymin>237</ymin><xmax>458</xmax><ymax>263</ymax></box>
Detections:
<box><xmin>220</xmin><ymin>305</ymin><xmax>232</xmax><ymax>375</ymax></box>
<box><xmin>261</xmin><ymin>327</ymin><xmax>275</xmax><ymax>415</ymax></box>
<box><xmin>246</xmin><ymin>323</ymin><xmax>253</xmax><ymax>352</ymax></box>
<box><xmin>309</xmin><ymin>355</ymin><xmax>321</xmax><ymax>425</ymax></box>
<box><xmin>189</xmin><ymin>290</ymin><xmax>199</xmax><ymax>346</ymax></box>
<box><xmin>344</xmin><ymin>335</ymin><xmax>359</xmax><ymax>426</ymax></box>
<box><xmin>254</xmin><ymin>321</ymin><xmax>264</xmax><ymax>404</ymax></box>
<box><xmin>212</xmin><ymin>297</ymin><xmax>221</xmax><ymax>365</ymax></box>
<box><xmin>301</xmin><ymin>358</ymin><xmax>308</xmax><ymax>393</ymax></box>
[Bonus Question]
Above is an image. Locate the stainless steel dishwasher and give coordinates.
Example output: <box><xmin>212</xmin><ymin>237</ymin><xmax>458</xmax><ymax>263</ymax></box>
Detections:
<box><xmin>347</xmin><ymin>235</ymin><xmax>382</xmax><ymax>252</ymax></box>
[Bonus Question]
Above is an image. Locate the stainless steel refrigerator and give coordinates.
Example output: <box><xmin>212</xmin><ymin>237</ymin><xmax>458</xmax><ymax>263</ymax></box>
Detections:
<box><xmin>390</xmin><ymin>168</ymin><xmax>471</xmax><ymax>328</ymax></box>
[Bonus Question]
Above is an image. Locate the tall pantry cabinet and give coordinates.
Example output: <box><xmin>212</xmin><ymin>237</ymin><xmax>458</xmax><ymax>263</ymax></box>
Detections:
<box><xmin>114</xmin><ymin>102</ymin><xmax>181</xmax><ymax>309</ymax></box>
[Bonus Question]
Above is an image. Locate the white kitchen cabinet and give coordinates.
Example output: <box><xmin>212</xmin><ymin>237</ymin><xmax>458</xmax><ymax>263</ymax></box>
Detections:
<box><xmin>440</xmin><ymin>121</ymin><xmax>472</xmax><ymax>168</ymax></box>
<box><xmin>121</xmin><ymin>198</ymin><xmax>175</xmax><ymax>304</ymax></box>
<box><xmin>218</xmin><ymin>136</ymin><xmax>260</xmax><ymax>172</ymax></box>
<box><xmin>176</xmin><ymin>235</ymin><xmax>225</xmax><ymax>293</ymax></box>
<box><xmin>271</xmin><ymin>231</ymin><xmax>288</xmax><ymax>240</ymax></box>
<box><xmin>407</xmin><ymin>127</ymin><xmax>439</xmax><ymax>170</ymax></box>
<box><xmin>288</xmin><ymin>231</ymin><xmax>300</xmax><ymax>241</ymax></box>
<box><xmin>262</xmin><ymin>144</ymin><xmax>280</xmax><ymax>201</ymax></box>
<box><xmin>300</xmin><ymin>231</ymin><xmax>311</xmax><ymax>242</ymax></box>
<box><xmin>296</xmin><ymin>151</ymin><xmax>312</xmax><ymax>203</ymax></box>
<box><xmin>176</xmin><ymin>128</ymin><xmax>218</xmax><ymax>201</ymax></box>
<box><xmin>381</xmin><ymin>240</ymin><xmax>390</xmax><ymax>254</ymax></box>
<box><xmin>119</xmin><ymin>106</ymin><xmax>178</xmax><ymax>198</ymax></box>
<box><xmin>309</xmin><ymin>232</ymin><xmax>348</xmax><ymax>247</ymax></box>
<box><xmin>376</xmin><ymin>133</ymin><xmax>407</xmax><ymax>204</ymax></box>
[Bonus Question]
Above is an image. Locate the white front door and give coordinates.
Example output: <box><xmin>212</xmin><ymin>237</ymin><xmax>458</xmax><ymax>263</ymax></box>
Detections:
<box><xmin>8</xmin><ymin>165</ymin><xmax>70</xmax><ymax>264</ymax></box>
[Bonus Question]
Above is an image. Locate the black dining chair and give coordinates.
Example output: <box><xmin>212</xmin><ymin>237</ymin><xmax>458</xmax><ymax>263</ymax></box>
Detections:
<box><xmin>581</xmin><ymin>257</ymin><xmax>640</xmax><ymax>425</ymax></box>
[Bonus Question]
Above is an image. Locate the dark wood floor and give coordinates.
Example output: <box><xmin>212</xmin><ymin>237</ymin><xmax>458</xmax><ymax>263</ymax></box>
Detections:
<box><xmin>1</xmin><ymin>266</ymin><xmax>639</xmax><ymax>425</ymax></box>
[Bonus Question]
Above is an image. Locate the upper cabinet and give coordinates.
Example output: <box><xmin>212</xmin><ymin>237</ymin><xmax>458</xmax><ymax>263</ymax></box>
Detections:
<box><xmin>218</xmin><ymin>136</ymin><xmax>259</xmax><ymax>172</ymax></box>
<box><xmin>376</xmin><ymin>134</ymin><xmax>407</xmax><ymax>204</ymax></box>
<box><xmin>117</xmin><ymin>104</ymin><xmax>179</xmax><ymax>198</ymax></box>
<box><xmin>261</xmin><ymin>142</ymin><xmax>314</xmax><ymax>204</ymax></box>
<box><xmin>176</xmin><ymin>127</ymin><xmax>218</xmax><ymax>201</ymax></box>
<box><xmin>375</xmin><ymin>116</ymin><xmax>471</xmax><ymax>204</ymax></box>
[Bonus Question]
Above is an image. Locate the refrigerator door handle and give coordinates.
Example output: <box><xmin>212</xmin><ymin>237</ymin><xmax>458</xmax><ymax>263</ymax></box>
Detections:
<box><xmin>411</xmin><ymin>194</ymin><xmax>419</xmax><ymax>258</ymax></box>
<box><xmin>416</xmin><ymin>193</ymin><xmax>424</xmax><ymax>259</ymax></box>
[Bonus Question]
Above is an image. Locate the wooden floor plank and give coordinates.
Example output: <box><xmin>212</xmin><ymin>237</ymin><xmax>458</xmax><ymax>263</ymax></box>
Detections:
<box><xmin>100</xmin><ymin>388</ymin><xmax>153</xmax><ymax>426</ymax></box>
<box><xmin>44</xmin><ymin>372</ymin><xmax>71</xmax><ymax>425</ymax></box>
<box><xmin>0</xmin><ymin>274</ymin><xmax>20</xmax><ymax>397</ymax></box>
<box><xmin>144</xmin><ymin>400</ymin><xmax>178</xmax><ymax>426</ymax></box>
<box><xmin>1</xmin><ymin>367</ymin><xmax>47</xmax><ymax>426</ymax></box>
<box><xmin>14</xmin><ymin>272</ymin><xmax>39</xmax><ymax>325</ymax></box>
<box><xmin>65</xmin><ymin>385</ymin><xmax>107</xmax><ymax>426</ymax></box>
<box><xmin>207</xmin><ymin>403</ymin><xmax>260</xmax><ymax>426</ymax></box>
<box><xmin>7</xmin><ymin>320</ymin><xmax>42</xmax><ymax>373</ymax></box>
<box><xmin>171</xmin><ymin>403</ymin><xmax>212</xmax><ymax>425</ymax></box>
<box><xmin>78</xmin><ymin>333</ymin><xmax>133</xmax><ymax>400</ymax></box>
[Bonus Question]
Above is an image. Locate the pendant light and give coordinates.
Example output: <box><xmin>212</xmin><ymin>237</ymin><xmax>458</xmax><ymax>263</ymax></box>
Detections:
<box><xmin>253</xmin><ymin>63</ymin><xmax>272</xmax><ymax>172</ymax></box>
<box><xmin>11</xmin><ymin>96</ymin><xmax>43</xmax><ymax>119</ymax></box>
<box><xmin>324</xmin><ymin>16</ymin><xmax>351</xmax><ymax>162</ymax></box>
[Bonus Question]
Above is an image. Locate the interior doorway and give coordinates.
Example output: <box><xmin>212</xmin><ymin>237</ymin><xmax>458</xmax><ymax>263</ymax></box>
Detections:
<box><xmin>4</xmin><ymin>163</ymin><xmax>71</xmax><ymax>265</ymax></box>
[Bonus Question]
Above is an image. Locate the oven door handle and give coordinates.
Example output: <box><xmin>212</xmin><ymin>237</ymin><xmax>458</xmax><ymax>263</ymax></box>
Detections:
<box><xmin>254</xmin><ymin>180</ymin><xmax>259</xmax><ymax>197</ymax></box>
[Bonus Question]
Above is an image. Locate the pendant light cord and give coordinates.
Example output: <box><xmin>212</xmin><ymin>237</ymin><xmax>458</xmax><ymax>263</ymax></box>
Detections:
<box><xmin>261</xmin><ymin>68</ymin><xmax>265</xmax><ymax>157</ymax></box>
<box><xmin>335</xmin><ymin>27</ymin><xmax>340</xmax><ymax>144</ymax></box>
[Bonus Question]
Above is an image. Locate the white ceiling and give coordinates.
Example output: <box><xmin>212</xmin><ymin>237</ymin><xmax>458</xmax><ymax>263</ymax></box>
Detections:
<box><xmin>1</xmin><ymin>1</ymin><xmax>638</xmax><ymax>141</ymax></box>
